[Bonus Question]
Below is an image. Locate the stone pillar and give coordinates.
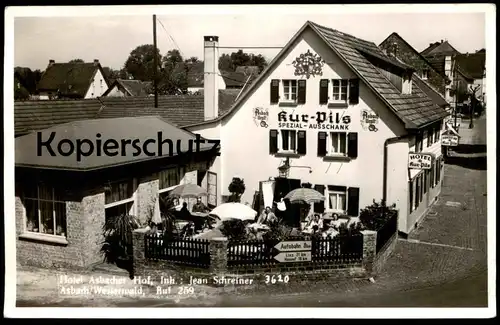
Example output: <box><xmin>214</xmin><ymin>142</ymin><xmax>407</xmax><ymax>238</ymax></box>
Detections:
<box><xmin>132</xmin><ymin>228</ymin><xmax>150</xmax><ymax>278</ymax></box>
<box><xmin>209</xmin><ymin>237</ymin><xmax>228</xmax><ymax>274</ymax></box>
<box><xmin>360</xmin><ymin>230</ymin><xmax>377</xmax><ymax>274</ymax></box>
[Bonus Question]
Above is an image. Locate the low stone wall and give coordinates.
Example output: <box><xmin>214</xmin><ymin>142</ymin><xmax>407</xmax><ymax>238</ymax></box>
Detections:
<box><xmin>373</xmin><ymin>233</ymin><xmax>398</xmax><ymax>275</ymax></box>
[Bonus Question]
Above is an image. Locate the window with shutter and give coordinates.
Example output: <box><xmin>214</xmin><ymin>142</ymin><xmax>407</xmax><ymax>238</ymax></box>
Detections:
<box><xmin>319</xmin><ymin>79</ymin><xmax>329</xmax><ymax>104</ymax></box>
<box><xmin>269</xmin><ymin>129</ymin><xmax>278</xmax><ymax>154</ymax></box>
<box><xmin>313</xmin><ymin>185</ymin><xmax>326</xmax><ymax>213</ymax></box>
<box><xmin>348</xmin><ymin>79</ymin><xmax>359</xmax><ymax>104</ymax></box>
<box><xmin>270</xmin><ymin>79</ymin><xmax>280</xmax><ymax>104</ymax></box>
<box><xmin>297</xmin><ymin>130</ymin><xmax>307</xmax><ymax>154</ymax></box>
<box><xmin>328</xmin><ymin>132</ymin><xmax>347</xmax><ymax>156</ymax></box>
<box><xmin>347</xmin><ymin>132</ymin><xmax>358</xmax><ymax>158</ymax></box>
<box><xmin>317</xmin><ymin>132</ymin><xmax>327</xmax><ymax>157</ymax></box>
<box><xmin>282</xmin><ymin>80</ymin><xmax>298</xmax><ymax>102</ymax></box>
<box><xmin>347</xmin><ymin>187</ymin><xmax>360</xmax><ymax>216</ymax></box>
<box><xmin>297</xmin><ymin>80</ymin><xmax>306</xmax><ymax>104</ymax></box>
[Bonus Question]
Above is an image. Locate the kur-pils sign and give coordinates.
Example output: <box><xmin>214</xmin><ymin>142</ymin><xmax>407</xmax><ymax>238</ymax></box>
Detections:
<box><xmin>408</xmin><ymin>153</ymin><xmax>433</xmax><ymax>170</ymax></box>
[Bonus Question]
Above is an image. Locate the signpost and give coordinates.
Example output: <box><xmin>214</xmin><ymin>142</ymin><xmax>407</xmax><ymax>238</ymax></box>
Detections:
<box><xmin>273</xmin><ymin>240</ymin><xmax>312</xmax><ymax>263</ymax></box>
<box><xmin>408</xmin><ymin>153</ymin><xmax>433</xmax><ymax>169</ymax></box>
<box><xmin>274</xmin><ymin>251</ymin><xmax>312</xmax><ymax>263</ymax></box>
<box><xmin>441</xmin><ymin>133</ymin><xmax>459</xmax><ymax>146</ymax></box>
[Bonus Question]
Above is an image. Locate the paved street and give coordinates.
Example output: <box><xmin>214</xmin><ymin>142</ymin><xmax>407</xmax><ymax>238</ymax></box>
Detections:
<box><xmin>16</xmin><ymin>116</ymin><xmax>489</xmax><ymax>308</ymax></box>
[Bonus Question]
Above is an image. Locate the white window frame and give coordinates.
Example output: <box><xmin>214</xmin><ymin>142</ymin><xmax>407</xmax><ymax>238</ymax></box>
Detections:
<box><xmin>278</xmin><ymin>129</ymin><xmax>298</xmax><ymax>153</ymax></box>
<box><xmin>104</xmin><ymin>178</ymin><xmax>138</xmax><ymax>217</ymax></box>
<box><xmin>326</xmin><ymin>187</ymin><xmax>347</xmax><ymax>213</ymax></box>
<box><xmin>282</xmin><ymin>79</ymin><xmax>298</xmax><ymax>103</ymax></box>
<box><xmin>23</xmin><ymin>184</ymin><xmax>67</xmax><ymax>238</ymax></box>
<box><xmin>327</xmin><ymin>132</ymin><xmax>348</xmax><ymax>156</ymax></box>
<box><xmin>331</xmin><ymin>79</ymin><xmax>349</xmax><ymax>103</ymax></box>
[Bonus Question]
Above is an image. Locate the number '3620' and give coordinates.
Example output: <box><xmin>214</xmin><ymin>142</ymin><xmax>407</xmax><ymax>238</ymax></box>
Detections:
<box><xmin>265</xmin><ymin>275</ymin><xmax>290</xmax><ymax>284</ymax></box>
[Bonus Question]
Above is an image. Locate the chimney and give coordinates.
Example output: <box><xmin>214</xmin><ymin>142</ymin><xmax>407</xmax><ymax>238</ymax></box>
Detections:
<box><xmin>93</xmin><ymin>59</ymin><xmax>99</xmax><ymax>66</ymax></box>
<box><xmin>49</xmin><ymin>59</ymin><xmax>55</xmax><ymax>66</ymax></box>
<box><xmin>204</xmin><ymin>36</ymin><xmax>220</xmax><ymax>121</ymax></box>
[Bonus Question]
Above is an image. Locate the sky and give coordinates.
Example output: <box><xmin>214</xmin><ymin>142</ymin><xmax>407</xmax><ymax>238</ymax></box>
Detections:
<box><xmin>11</xmin><ymin>5</ymin><xmax>488</xmax><ymax>71</ymax></box>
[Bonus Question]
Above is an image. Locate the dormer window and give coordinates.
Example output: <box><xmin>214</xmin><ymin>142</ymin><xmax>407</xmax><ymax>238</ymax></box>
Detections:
<box><xmin>402</xmin><ymin>73</ymin><xmax>412</xmax><ymax>95</ymax></box>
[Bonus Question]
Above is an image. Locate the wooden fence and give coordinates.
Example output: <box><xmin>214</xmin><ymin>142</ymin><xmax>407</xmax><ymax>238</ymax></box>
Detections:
<box><xmin>227</xmin><ymin>234</ymin><xmax>364</xmax><ymax>268</ymax></box>
<box><xmin>376</xmin><ymin>213</ymin><xmax>398</xmax><ymax>253</ymax></box>
<box><xmin>144</xmin><ymin>233</ymin><xmax>210</xmax><ymax>268</ymax></box>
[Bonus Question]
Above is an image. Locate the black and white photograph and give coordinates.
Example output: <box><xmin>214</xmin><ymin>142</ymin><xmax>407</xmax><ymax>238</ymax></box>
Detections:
<box><xmin>4</xmin><ymin>4</ymin><xmax>496</xmax><ymax>318</ymax></box>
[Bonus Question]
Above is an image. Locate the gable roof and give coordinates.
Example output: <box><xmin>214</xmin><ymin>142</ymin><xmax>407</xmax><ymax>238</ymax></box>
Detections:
<box><xmin>421</xmin><ymin>41</ymin><xmax>461</xmax><ymax>57</ymax></box>
<box><xmin>455</xmin><ymin>52</ymin><xmax>486</xmax><ymax>79</ymax></box>
<box><xmin>37</xmin><ymin>62</ymin><xmax>107</xmax><ymax>98</ymax></box>
<box><xmin>221</xmin><ymin>71</ymin><xmax>248</xmax><ymax>87</ymax></box>
<box><xmin>184</xmin><ymin>21</ymin><xmax>448</xmax><ymax>130</ymax></box>
<box><xmin>412</xmin><ymin>74</ymin><xmax>449</xmax><ymax>108</ymax></box>
<box><xmin>103</xmin><ymin>79</ymin><xmax>153</xmax><ymax>96</ymax></box>
<box><xmin>15</xmin><ymin>116</ymin><xmax>215</xmax><ymax>171</ymax></box>
<box><xmin>379</xmin><ymin>32</ymin><xmax>451</xmax><ymax>82</ymax></box>
<box><xmin>14</xmin><ymin>89</ymin><xmax>240</xmax><ymax>136</ymax></box>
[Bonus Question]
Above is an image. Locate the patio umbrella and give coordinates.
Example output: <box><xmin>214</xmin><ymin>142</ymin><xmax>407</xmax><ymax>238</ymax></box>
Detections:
<box><xmin>151</xmin><ymin>197</ymin><xmax>162</xmax><ymax>224</ymax></box>
<box><xmin>209</xmin><ymin>203</ymin><xmax>257</xmax><ymax>221</ymax></box>
<box><xmin>284</xmin><ymin>188</ymin><xmax>325</xmax><ymax>204</ymax></box>
<box><xmin>169</xmin><ymin>184</ymin><xmax>207</xmax><ymax>199</ymax></box>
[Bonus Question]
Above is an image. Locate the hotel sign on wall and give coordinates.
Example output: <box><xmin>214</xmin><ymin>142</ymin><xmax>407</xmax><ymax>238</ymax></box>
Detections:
<box><xmin>277</xmin><ymin>111</ymin><xmax>351</xmax><ymax>130</ymax></box>
<box><xmin>408</xmin><ymin>153</ymin><xmax>433</xmax><ymax>170</ymax></box>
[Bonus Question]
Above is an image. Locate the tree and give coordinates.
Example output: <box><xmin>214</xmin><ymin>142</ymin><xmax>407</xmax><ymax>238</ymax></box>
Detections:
<box><xmin>14</xmin><ymin>67</ymin><xmax>42</xmax><ymax>95</ymax></box>
<box><xmin>101</xmin><ymin>67</ymin><xmax>123</xmax><ymax>82</ymax></box>
<box><xmin>228</xmin><ymin>177</ymin><xmax>246</xmax><ymax>203</ymax></box>
<box><xmin>219</xmin><ymin>50</ymin><xmax>268</xmax><ymax>73</ymax></box>
<box><xmin>68</xmin><ymin>59</ymin><xmax>85</xmax><ymax>63</ymax></box>
<box><xmin>124</xmin><ymin>44</ymin><xmax>162</xmax><ymax>82</ymax></box>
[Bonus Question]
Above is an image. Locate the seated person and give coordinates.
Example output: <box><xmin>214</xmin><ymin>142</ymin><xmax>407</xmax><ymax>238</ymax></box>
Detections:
<box><xmin>304</xmin><ymin>214</ymin><xmax>323</xmax><ymax>233</ymax></box>
<box><xmin>257</xmin><ymin>206</ymin><xmax>278</xmax><ymax>226</ymax></box>
<box><xmin>192</xmin><ymin>197</ymin><xmax>210</xmax><ymax>213</ymax></box>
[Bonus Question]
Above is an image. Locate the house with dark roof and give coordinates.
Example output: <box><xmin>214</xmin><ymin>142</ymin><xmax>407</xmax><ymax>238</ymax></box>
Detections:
<box><xmin>14</xmin><ymin>116</ymin><xmax>220</xmax><ymax>269</ymax></box>
<box><xmin>455</xmin><ymin>50</ymin><xmax>486</xmax><ymax>105</ymax></box>
<box><xmin>101</xmin><ymin>79</ymin><xmax>153</xmax><ymax>97</ymax></box>
<box><xmin>37</xmin><ymin>59</ymin><xmax>110</xmax><ymax>100</ymax></box>
<box><xmin>379</xmin><ymin>33</ymin><xmax>451</xmax><ymax>99</ymax></box>
<box><xmin>419</xmin><ymin>41</ymin><xmax>477</xmax><ymax>109</ymax></box>
<box><xmin>187</xmin><ymin>64</ymin><xmax>255</xmax><ymax>94</ymax></box>
<box><xmin>186</xmin><ymin>22</ymin><xmax>449</xmax><ymax>235</ymax></box>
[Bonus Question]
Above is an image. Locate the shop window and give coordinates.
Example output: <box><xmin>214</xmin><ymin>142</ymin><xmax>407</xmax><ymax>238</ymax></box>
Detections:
<box><xmin>23</xmin><ymin>183</ymin><xmax>67</xmax><ymax>237</ymax></box>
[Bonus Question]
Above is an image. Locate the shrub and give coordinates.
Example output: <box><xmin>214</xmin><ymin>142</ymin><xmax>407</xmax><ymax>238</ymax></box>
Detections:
<box><xmin>100</xmin><ymin>213</ymin><xmax>141</xmax><ymax>265</ymax></box>
<box><xmin>220</xmin><ymin>219</ymin><xmax>247</xmax><ymax>241</ymax></box>
<box><xmin>359</xmin><ymin>199</ymin><xmax>397</xmax><ymax>231</ymax></box>
<box><xmin>228</xmin><ymin>177</ymin><xmax>246</xmax><ymax>203</ymax></box>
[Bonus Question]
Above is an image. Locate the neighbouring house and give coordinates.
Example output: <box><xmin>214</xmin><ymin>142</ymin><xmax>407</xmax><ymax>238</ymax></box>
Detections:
<box><xmin>379</xmin><ymin>33</ymin><xmax>451</xmax><ymax>102</ymax></box>
<box><xmin>185</xmin><ymin>22</ymin><xmax>448</xmax><ymax>235</ymax></box>
<box><xmin>101</xmin><ymin>79</ymin><xmax>153</xmax><ymax>97</ymax></box>
<box><xmin>419</xmin><ymin>41</ymin><xmax>476</xmax><ymax>110</ymax></box>
<box><xmin>15</xmin><ymin>116</ymin><xmax>220</xmax><ymax>269</ymax></box>
<box><xmin>37</xmin><ymin>59</ymin><xmax>110</xmax><ymax>100</ymax></box>
<box><xmin>186</xmin><ymin>58</ymin><xmax>256</xmax><ymax>94</ymax></box>
<box><xmin>455</xmin><ymin>50</ymin><xmax>486</xmax><ymax>105</ymax></box>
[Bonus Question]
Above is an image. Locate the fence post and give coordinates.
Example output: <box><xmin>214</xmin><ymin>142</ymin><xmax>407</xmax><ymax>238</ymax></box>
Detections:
<box><xmin>209</xmin><ymin>237</ymin><xmax>228</xmax><ymax>274</ymax></box>
<box><xmin>132</xmin><ymin>227</ymin><xmax>150</xmax><ymax>278</ymax></box>
<box><xmin>360</xmin><ymin>230</ymin><xmax>377</xmax><ymax>275</ymax></box>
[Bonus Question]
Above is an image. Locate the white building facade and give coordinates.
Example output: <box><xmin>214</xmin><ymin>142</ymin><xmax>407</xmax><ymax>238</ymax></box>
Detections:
<box><xmin>186</xmin><ymin>22</ymin><xmax>448</xmax><ymax>235</ymax></box>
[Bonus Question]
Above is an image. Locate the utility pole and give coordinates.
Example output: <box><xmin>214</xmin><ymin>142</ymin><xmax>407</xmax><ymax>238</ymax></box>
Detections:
<box><xmin>453</xmin><ymin>62</ymin><xmax>458</xmax><ymax>131</ymax></box>
<box><xmin>153</xmin><ymin>14</ymin><xmax>158</xmax><ymax>108</ymax></box>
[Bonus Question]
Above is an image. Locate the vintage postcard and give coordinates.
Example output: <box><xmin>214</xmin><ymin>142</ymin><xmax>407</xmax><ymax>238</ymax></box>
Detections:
<box><xmin>4</xmin><ymin>4</ymin><xmax>496</xmax><ymax>318</ymax></box>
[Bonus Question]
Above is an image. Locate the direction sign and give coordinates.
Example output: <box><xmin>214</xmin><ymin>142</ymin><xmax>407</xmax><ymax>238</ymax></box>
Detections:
<box><xmin>274</xmin><ymin>241</ymin><xmax>312</xmax><ymax>252</ymax></box>
<box><xmin>274</xmin><ymin>251</ymin><xmax>312</xmax><ymax>263</ymax></box>
<box><xmin>442</xmin><ymin>134</ymin><xmax>459</xmax><ymax>146</ymax></box>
